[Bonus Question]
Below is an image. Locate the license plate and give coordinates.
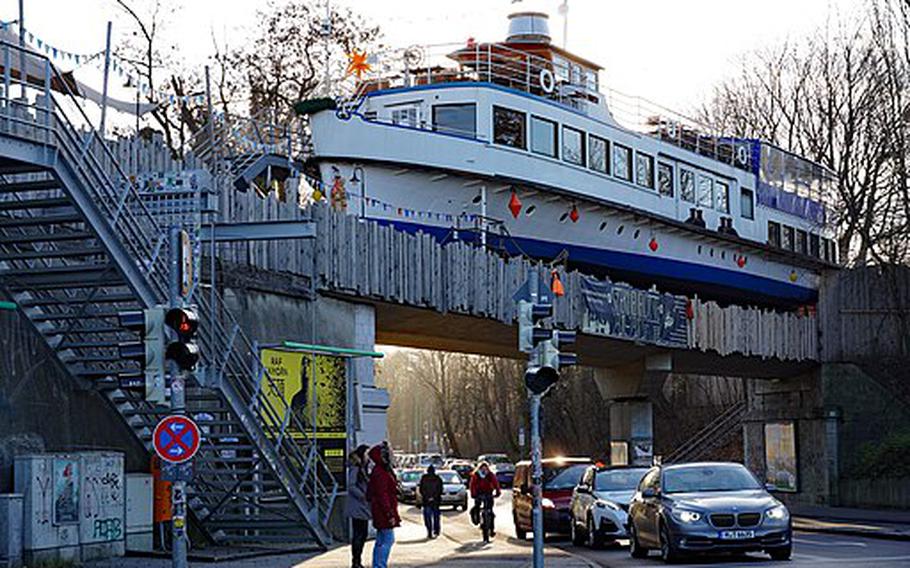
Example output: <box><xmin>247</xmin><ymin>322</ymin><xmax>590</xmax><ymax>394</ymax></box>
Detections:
<box><xmin>719</xmin><ymin>530</ymin><xmax>755</xmax><ymax>540</ymax></box>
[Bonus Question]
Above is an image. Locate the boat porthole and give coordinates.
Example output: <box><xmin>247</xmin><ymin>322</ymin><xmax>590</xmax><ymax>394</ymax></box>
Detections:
<box><xmin>633</xmin><ymin>229</ymin><xmax>640</xmax><ymax>239</ymax></box>
<box><xmin>525</xmin><ymin>205</ymin><xmax>536</xmax><ymax>217</ymax></box>
<box><xmin>599</xmin><ymin>221</ymin><xmax>607</xmax><ymax>231</ymax></box>
<box><xmin>559</xmin><ymin>212</ymin><xmax>569</xmax><ymax>223</ymax></box>
<box><xmin>472</xmin><ymin>194</ymin><xmax>482</xmax><ymax>204</ymax></box>
<box><xmin>721</xmin><ymin>251</ymin><xmax>726</xmax><ymax>260</ymax></box>
<box><xmin>710</xmin><ymin>248</ymin><xmax>714</xmax><ymax>257</ymax></box>
<box><xmin>698</xmin><ymin>245</ymin><xmax>702</xmax><ymax>254</ymax></box>
<box><xmin>617</xmin><ymin>225</ymin><xmax>624</xmax><ymax>235</ymax></box>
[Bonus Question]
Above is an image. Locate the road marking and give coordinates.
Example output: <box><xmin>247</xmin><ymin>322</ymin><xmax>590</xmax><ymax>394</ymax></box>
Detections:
<box><xmin>794</xmin><ymin>537</ymin><xmax>867</xmax><ymax>547</ymax></box>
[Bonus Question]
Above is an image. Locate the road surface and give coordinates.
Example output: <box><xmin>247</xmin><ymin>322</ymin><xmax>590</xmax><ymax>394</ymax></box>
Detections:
<box><xmin>399</xmin><ymin>489</ymin><xmax>910</xmax><ymax>567</ymax></box>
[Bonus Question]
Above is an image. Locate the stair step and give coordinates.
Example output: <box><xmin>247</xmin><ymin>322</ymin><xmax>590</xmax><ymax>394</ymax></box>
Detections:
<box><xmin>0</xmin><ymin>213</ymin><xmax>83</xmax><ymax>228</ymax></box>
<box><xmin>0</xmin><ymin>197</ymin><xmax>72</xmax><ymax>211</ymax></box>
<box><xmin>42</xmin><ymin>324</ymin><xmax>124</xmax><ymax>335</ymax></box>
<box><xmin>0</xmin><ymin>163</ymin><xmax>50</xmax><ymax>175</ymax></box>
<box><xmin>0</xmin><ymin>231</ymin><xmax>93</xmax><ymax>244</ymax></box>
<box><xmin>62</xmin><ymin>353</ymin><xmax>121</xmax><ymax>363</ymax></box>
<box><xmin>31</xmin><ymin>311</ymin><xmax>119</xmax><ymax>322</ymax></box>
<box><xmin>0</xmin><ymin>247</ymin><xmax>105</xmax><ymax>261</ymax></box>
<box><xmin>55</xmin><ymin>340</ymin><xmax>124</xmax><ymax>349</ymax></box>
<box><xmin>0</xmin><ymin>178</ymin><xmax>59</xmax><ymax>193</ymax></box>
<box><xmin>20</xmin><ymin>292</ymin><xmax>136</xmax><ymax>307</ymax></box>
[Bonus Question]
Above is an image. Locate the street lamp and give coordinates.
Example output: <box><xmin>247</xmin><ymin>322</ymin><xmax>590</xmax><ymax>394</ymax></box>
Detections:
<box><xmin>350</xmin><ymin>166</ymin><xmax>366</xmax><ymax>219</ymax></box>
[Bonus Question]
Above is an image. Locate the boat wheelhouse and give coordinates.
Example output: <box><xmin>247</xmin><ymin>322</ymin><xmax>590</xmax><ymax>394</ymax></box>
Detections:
<box><xmin>304</xmin><ymin>11</ymin><xmax>837</xmax><ymax>307</ymax></box>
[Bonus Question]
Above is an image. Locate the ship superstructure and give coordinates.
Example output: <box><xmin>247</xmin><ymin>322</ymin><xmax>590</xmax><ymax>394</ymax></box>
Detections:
<box><xmin>304</xmin><ymin>11</ymin><xmax>837</xmax><ymax>306</ymax></box>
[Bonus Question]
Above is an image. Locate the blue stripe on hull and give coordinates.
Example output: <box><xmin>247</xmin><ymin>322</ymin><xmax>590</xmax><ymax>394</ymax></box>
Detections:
<box><xmin>373</xmin><ymin>218</ymin><xmax>817</xmax><ymax>304</ymax></box>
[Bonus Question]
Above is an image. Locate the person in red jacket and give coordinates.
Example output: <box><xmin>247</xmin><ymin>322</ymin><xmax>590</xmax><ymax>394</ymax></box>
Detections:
<box><xmin>469</xmin><ymin>461</ymin><xmax>501</xmax><ymax>536</ymax></box>
<box><xmin>367</xmin><ymin>441</ymin><xmax>400</xmax><ymax>568</ymax></box>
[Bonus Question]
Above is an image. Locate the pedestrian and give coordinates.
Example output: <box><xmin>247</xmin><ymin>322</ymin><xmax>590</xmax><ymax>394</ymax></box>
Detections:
<box><xmin>418</xmin><ymin>465</ymin><xmax>443</xmax><ymax>538</ymax></box>
<box><xmin>367</xmin><ymin>441</ymin><xmax>400</xmax><ymax>568</ymax></box>
<box><xmin>345</xmin><ymin>444</ymin><xmax>371</xmax><ymax>568</ymax></box>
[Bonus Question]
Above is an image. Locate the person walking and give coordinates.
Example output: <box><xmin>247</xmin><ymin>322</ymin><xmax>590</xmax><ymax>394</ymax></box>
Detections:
<box><xmin>418</xmin><ymin>465</ymin><xmax>443</xmax><ymax>539</ymax></box>
<box><xmin>367</xmin><ymin>441</ymin><xmax>400</xmax><ymax>568</ymax></box>
<box><xmin>345</xmin><ymin>444</ymin><xmax>371</xmax><ymax>568</ymax></box>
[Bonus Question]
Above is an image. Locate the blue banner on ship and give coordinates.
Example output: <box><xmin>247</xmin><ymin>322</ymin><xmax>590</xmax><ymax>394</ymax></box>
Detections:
<box><xmin>580</xmin><ymin>276</ymin><xmax>689</xmax><ymax>348</ymax></box>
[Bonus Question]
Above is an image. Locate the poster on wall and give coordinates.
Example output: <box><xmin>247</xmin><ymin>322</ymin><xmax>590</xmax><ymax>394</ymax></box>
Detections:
<box><xmin>260</xmin><ymin>348</ymin><xmax>347</xmax><ymax>484</ymax></box>
<box><xmin>52</xmin><ymin>457</ymin><xmax>80</xmax><ymax>525</ymax></box>
<box><xmin>764</xmin><ymin>421</ymin><xmax>798</xmax><ymax>492</ymax></box>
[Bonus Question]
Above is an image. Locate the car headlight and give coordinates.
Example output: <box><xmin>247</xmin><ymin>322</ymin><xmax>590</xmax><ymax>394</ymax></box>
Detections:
<box><xmin>595</xmin><ymin>500</ymin><xmax>621</xmax><ymax>511</ymax></box>
<box><xmin>766</xmin><ymin>505</ymin><xmax>789</xmax><ymax>520</ymax></box>
<box><xmin>541</xmin><ymin>497</ymin><xmax>556</xmax><ymax>509</ymax></box>
<box><xmin>672</xmin><ymin>509</ymin><xmax>702</xmax><ymax>523</ymax></box>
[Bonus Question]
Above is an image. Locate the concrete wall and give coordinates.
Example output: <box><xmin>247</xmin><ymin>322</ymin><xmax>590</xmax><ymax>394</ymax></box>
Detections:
<box><xmin>0</xmin><ymin>311</ymin><xmax>147</xmax><ymax>493</ymax></box>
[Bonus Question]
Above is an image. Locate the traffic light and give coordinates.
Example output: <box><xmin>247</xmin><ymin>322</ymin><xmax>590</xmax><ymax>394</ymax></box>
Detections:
<box><xmin>164</xmin><ymin>307</ymin><xmax>200</xmax><ymax>371</ymax></box>
<box><xmin>118</xmin><ymin>307</ymin><xmax>166</xmax><ymax>403</ymax></box>
<box><xmin>524</xmin><ymin>365</ymin><xmax>559</xmax><ymax>396</ymax></box>
<box><xmin>526</xmin><ymin>330</ymin><xmax>577</xmax><ymax>397</ymax></box>
<box><xmin>518</xmin><ymin>299</ymin><xmax>553</xmax><ymax>353</ymax></box>
<box><xmin>542</xmin><ymin>330</ymin><xmax>577</xmax><ymax>368</ymax></box>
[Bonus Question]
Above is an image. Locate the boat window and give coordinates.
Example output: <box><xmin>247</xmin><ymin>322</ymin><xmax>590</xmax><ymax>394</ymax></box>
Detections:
<box><xmin>680</xmin><ymin>168</ymin><xmax>695</xmax><ymax>202</ymax></box>
<box><xmin>391</xmin><ymin>106</ymin><xmax>419</xmax><ymax>128</ymax></box>
<box><xmin>613</xmin><ymin>144</ymin><xmax>632</xmax><ymax>182</ymax></box>
<box><xmin>657</xmin><ymin>162</ymin><xmax>674</xmax><ymax>197</ymax></box>
<box><xmin>432</xmin><ymin>103</ymin><xmax>476</xmax><ymax>138</ymax></box>
<box><xmin>589</xmin><ymin>135</ymin><xmax>609</xmax><ymax>174</ymax></box>
<box><xmin>636</xmin><ymin>153</ymin><xmax>654</xmax><ymax>189</ymax></box>
<box><xmin>796</xmin><ymin>229</ymin><xmax>808</xmax><ymax>255</ymax></box>
<box><xmin>531</xmin><ymin>116</ymin><xmax>558</xmax><ymax>158</ymax></box>
<box><xmin>768</xmin><ymin>221</ymin><xmax>781</xmax><ymax>247</ymax></box>
<box><xmin>562</xmin><ymin>126</ymin><xmax>585</xmax><ymax>166</ymax></box>
<box><xmin>493</xmin><ymin>106</ymin><xmax>526</xmax><ymax>149</ymax></box>
<box><xmin>715</xmin><ymin>180</ymin><xmax>729</xmax><ymax>213</ymax></box>
<box><xmin>697</xmin><ymin>174</ymin><xmax>714</xmax><ymax>208</ymax></box>
<box><xmin>782</xmin><ymin>225</ymin><xmax>795</xmax><ymax>251</ymax></box>
<box><xmin>741</xmin><ymin>188</ymin><xmax>755</xmax><ymax>220</ymax></box>
<box><xmin>809</xmin><ymin>233</ymin><xmax>820</xmax><ymax>258</ymax></box>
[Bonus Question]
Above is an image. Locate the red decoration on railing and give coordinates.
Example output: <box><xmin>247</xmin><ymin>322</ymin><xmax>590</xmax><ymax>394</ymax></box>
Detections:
<box><xmin>508</xmin><ymin>191</ymin><xmax>522</xmax><ymax>219</ymax></box>
<box><xmin>551</xmin><ymin>270</ymin><xmax>565</xmax><ymax>297</ymax></box>
<box><xmin>648</xmin><ymin>238</ymin><xmax>659</xmax><ymax>252</ymax></box>
<box><xmin>685</xmin><ymin>298</ymin><xmax>694</xmax><ymax>320</ymax></box>
<box><xmin>569</xmin><ymin>204</ymin><xmax>579</xmax><ymax>223</ymax></box>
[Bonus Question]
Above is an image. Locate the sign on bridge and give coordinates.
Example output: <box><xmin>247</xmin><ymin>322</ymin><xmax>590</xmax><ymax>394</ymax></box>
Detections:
<box><xmin>580</xmin><ymin>276</ymin><xmax>689</xmax><ymax>348</ymax></box>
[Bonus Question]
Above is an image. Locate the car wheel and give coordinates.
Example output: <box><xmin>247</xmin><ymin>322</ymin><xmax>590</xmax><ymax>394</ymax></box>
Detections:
<box><xmin>659</xmin><ymin>523</ymin><xmax>682</xmax><ymax>564</ymax></box>
<box><xmin>629</xmin><ymin>521</ymin><xmax>648</xmax><ymax>559</ymax></box>
<box><xmin>570</xmin><ymin>515</ymin><xmax>585</xmax><ymax>546</ymax></box>
<box><xmin>587</xmin><ymin>515</ymin><xmax>603</xmax><ymax>549</ymax></box>
<box><xmin>768</xmin><ymin>544</ymin><xmax>792</xmax><ymax>561</ymax></box>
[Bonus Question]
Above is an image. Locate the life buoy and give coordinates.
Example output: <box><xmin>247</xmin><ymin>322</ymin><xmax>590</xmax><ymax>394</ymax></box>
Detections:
<box><xmin>539</xmin><ymin>69</ymin><xmax>555</xmax><ymax>94</ymax></box>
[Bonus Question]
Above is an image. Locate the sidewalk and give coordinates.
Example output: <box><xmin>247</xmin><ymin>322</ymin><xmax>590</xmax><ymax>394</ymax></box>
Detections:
<box><xmin>791</xmin><ymin>504</ymin><xmax>910</xmax><ymax>541</ymax></box>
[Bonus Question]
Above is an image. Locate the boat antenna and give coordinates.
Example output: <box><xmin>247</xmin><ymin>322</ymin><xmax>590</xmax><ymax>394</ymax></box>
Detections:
<box><xmin>558</xmin><ymin>0</ymin><xmax>568</xmax><ymax>49</ymax></box>
<box><xmin>322</xmin><ymin>0</ymin><xmax>332</xmax><ymax>96</ymax></box>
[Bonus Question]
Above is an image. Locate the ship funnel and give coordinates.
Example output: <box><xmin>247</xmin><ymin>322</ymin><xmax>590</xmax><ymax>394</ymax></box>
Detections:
<box><xmin>507</xmin><ymin>12</ymin><xmax>551</xmax><ymax>44</ymax></box>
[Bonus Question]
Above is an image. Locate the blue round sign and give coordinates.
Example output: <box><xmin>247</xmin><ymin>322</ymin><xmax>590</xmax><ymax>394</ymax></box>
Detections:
<box><xmin>153</xmin><ymin>415</ymin><xmax>201</xmax><ymax>464</ymax></box>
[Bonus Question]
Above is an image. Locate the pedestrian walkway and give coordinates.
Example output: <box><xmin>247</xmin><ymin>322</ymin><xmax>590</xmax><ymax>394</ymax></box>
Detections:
<box><xmin>791</xmin><ymin>504</ymin><xmax>910</xmax><ymax>541</ymax></box>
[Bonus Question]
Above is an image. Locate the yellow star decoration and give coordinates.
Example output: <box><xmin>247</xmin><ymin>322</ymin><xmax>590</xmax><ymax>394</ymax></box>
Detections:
<box><xmin>346</xmin><ymin>49</ymin><xmax>371</xmax><ymax>80</ymax></box>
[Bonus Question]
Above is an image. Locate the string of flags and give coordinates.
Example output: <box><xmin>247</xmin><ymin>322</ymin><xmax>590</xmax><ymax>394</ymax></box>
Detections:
<box><xmin>0</xmin><ymin>21</ymin><xmax>104</xmax><ymax>65</ymax></box>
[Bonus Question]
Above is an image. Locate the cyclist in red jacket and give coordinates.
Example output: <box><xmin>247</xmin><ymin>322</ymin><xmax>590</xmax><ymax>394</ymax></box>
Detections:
<box><xmin>469</xmin><ymin>462</ymin><xmax>501</xmax><ymax>536</ymax></box>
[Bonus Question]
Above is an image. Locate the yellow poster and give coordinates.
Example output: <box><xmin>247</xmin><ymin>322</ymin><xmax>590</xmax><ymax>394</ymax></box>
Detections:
<box><xmin>260</xmin><ymin>348</ymin><xmax>347</xmax><ymax>439</ymax></box>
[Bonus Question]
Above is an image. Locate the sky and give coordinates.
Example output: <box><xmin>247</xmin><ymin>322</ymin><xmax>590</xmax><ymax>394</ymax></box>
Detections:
<box><xmin>0</xmin><ymin>0</ymin><xmax>865</xmax><ymax>115</ymax></box>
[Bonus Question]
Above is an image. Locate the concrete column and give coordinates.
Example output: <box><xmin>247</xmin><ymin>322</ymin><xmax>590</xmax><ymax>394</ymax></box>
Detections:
<box><xmin>610</xmin><ymin>401</ymin><xmax>653</xmax><ymax>466</ymax></box>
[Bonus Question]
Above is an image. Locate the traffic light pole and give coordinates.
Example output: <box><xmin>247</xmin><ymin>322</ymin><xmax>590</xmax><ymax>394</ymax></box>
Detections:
<box><xmin>168</xmin><ymin>224</ymin><xmax>189</xmax><ymax>568</ymax></box>
<box><xmin>528</xmin><ymin>267</ymin><xmax>545</xmax><ymax>568</ymax></box>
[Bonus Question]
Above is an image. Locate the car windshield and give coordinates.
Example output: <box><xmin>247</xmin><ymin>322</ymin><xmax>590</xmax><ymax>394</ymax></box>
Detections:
<box><xmin>400</xmin><ymin>471</ymin><xmax>421</xmax><ymax>482</ymax></box>
<box><xmin>663</xmin><ymin>465</ymin><xmax>762</xmax><ymax>493</ymax></box>
<box><xmin>440</xmin><ymin>472</ymin><xmax>461</xmax><ymax>484</ymax></box>
<box><xmin>595</xmin><ymin>468</ymin><xmax>649</xmax><ymax>492</ymax></box>
<box><xmin>482</xmin><ymin>455</ymin><xmax>510</xmax><ymax>464</ymax></box>
<box><xmin>543</xmin><ymin>464</ymin><xmax>589</xmax><ymax>490</ymax></box>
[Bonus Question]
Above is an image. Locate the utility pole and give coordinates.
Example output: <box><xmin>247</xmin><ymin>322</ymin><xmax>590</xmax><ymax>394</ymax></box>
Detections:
<box><xmin>168</xmin><ymin>225</ymin><xmax>189</xmax><ymax>568</ymax></box>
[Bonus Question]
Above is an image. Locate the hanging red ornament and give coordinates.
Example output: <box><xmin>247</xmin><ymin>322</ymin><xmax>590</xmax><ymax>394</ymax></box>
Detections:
<box><xmin>685</xmin><ymin>298</ymin><xmax>694</xmax><ymax>320</ymax></box>
<box><xmin>569</xmin><ymin>204</ymin><xmax>579</xmax><ymax>223</ymax></box>
<box><xmin>508</xmin><ymin>191</ymin><xmax>522</xmax><ymax>219</ymax></box>
<box><xmin>551</xmin><ymin>270</ymin><xmax>566</xmax><ymax>297</ymax></box>
<box><xmin>648</xmin><ymin>238</ymin><xmax>659</xmax><ymax>252</ymax></box>
<box><xmin>736</xmin><ymin>256</ymin><xmax>747</xmax><ymax>268</ymax></box>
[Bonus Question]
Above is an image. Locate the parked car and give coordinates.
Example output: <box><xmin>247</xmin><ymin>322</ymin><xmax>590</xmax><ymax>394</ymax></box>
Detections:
<box><xmin>417</xmin><ymin>469</ymin><xmax>469</xmax><ymax>510</ymax></box>
<box><xmin>512</xmin><ymin>457</ymin><xmax>592</xmax><ymax>539</ymax></box>
<box><xmin>478</xmin><ymin>453</ymin><xmax>515</xmax><ymax>486</ymax></box>
<box><xmin>418</xmin><ymin>453</ymin><xmax>445</xmax><ymax>469</ymax></box>
<box><xmin>397</xmin><ymin>469</ymin><xmax>423</xmax><ymax>503</ymax></box>
<box><xmin>570</xmin><ymin>465</ymin><xmax>650</xmax><ymax>548</ymax></box>
<box><xmin>445</xmin><ymin>460</ymin><xmax>475</xmax><ymax>485</ymax></box>
<box><xmin>628</xmin><ymin>462</ymin><xmax>792</xmax><ymax>563</ymax></box>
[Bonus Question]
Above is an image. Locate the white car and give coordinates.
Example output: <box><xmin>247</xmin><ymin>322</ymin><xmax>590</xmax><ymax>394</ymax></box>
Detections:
<box><xmin>570</xmin><ymin>466</ymin><xmax>650</xmax><ymax>548</ymax></box>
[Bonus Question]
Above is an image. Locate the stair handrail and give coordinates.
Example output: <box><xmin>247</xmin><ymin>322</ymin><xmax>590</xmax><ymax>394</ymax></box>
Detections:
<box><xmin>664</xmin><ymin>400</ymin><xmax>747</xmax><ymax>463</ymax></box>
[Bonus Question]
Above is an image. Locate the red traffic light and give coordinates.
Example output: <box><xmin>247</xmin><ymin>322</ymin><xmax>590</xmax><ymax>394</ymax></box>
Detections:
<box><xmin>165</xmin><ymin>308</ymin><xmax>199</xmax><ymax>339</ymax></box>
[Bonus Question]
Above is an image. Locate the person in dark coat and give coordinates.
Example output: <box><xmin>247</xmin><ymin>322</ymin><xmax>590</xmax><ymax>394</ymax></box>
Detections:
<box><xmin>345</xmin><ymin>444</ymin><xmax>371</xmax><ymax>568</ymax></box>
<box><xmin>418</xmin><ymin>465</ymin><xmax>443</xmax><ymax>538</ymax></box>
<box><xmin>366</xmin><ymin>441</ymin><xmax>400</xmax><ymax>568</ymax></box>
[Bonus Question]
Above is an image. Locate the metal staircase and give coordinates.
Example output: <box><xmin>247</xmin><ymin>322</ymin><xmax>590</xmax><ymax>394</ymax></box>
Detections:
<box><xmin>663</xmin><ymin>401</ymin><xmax>747</xmax><ymax>464</ymax></box>
<box><xmin>0</xmin><ymin>41</ymin><xmax>337</xmax><ymax>547</ymax></box>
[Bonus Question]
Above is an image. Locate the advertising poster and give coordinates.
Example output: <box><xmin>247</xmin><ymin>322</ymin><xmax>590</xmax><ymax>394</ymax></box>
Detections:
<box><xmin>764</xmin><ymin>421</ymin><xmax>798</xmax><ymax>492</ymax></box>
<box><xmin>52</xmin><ymin>457</ymin><xmax>79</xmax><ymax>525</ymax></box>
<box><xmin>260</xmin><ymin>348</ymin><xmax>347</xmax><ymax>483</ymax></box>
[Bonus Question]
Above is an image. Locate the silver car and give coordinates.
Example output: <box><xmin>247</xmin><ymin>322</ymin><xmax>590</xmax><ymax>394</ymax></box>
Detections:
<box><xmin>570</xmin><ymin>466</ymin><xmax>650</xmax><ymax>548</ymax></box>
<box><xmin>417</xmin><ymin>470</ymin><xmax>469</xmax><ymax>510</ymax></box>
<box><xmin>397</xmin><ymin>469</ymin><xmax>422</xmax><ymax>503</ymax></box>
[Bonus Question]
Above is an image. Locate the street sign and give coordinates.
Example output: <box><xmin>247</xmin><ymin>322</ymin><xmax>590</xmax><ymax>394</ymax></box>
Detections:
<box><xmin>161</xmin><ymin>461</ymin><xmax>194</xmax><ymax>482</ymax></box>
<box><xmin>153</xmin><ymin>416</ymin><xmax>201</xmax><ymax>464</ymax></box>
<box><xmin>512</xmin><ymin>273</ymin><xmax>552</xmax><ymax>305</ymax></box>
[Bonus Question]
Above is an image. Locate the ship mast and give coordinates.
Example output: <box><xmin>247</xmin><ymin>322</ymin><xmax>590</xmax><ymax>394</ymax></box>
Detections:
<box><xmin>558</xmin><ymin>0</ymin><xmax>568</xmax><ymax>49</ymax></box>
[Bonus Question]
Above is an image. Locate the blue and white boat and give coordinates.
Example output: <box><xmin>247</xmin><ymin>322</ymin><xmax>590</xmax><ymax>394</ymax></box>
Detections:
<box><xmin>305</xmin><ymin>11</ymin><xmax>836</xmax><ymax>307</ymax></box>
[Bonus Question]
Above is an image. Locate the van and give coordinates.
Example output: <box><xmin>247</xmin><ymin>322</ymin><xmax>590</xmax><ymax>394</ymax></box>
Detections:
<box><xmin>512</xmin><ymin>457</ymin><xmax>592</xmax><ymax>539</ymax></box>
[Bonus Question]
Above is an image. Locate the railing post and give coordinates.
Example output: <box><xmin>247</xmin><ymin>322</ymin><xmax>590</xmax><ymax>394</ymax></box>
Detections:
<box><xmin>2</xmin><ymin>43</ymin><xmax>9</xmax><ymax>128</ymax></box>
<box><xmin>43</xmin><ymin>59</ymin><xmax>51</xmax><ymax>146</ymax></box>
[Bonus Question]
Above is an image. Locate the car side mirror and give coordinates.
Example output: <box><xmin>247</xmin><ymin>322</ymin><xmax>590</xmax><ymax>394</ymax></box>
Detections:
<box><xmin>642</xmin><ymin>487</ymin><xmax>658</xmax><ymax>499</ymax></box>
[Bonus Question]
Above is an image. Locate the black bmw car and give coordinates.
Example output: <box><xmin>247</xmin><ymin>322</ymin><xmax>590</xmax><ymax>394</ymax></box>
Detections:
<box><xmin>627</xmin><ymin>462</ymin><xmax>791</xmax><ymax>563</ymax></box>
